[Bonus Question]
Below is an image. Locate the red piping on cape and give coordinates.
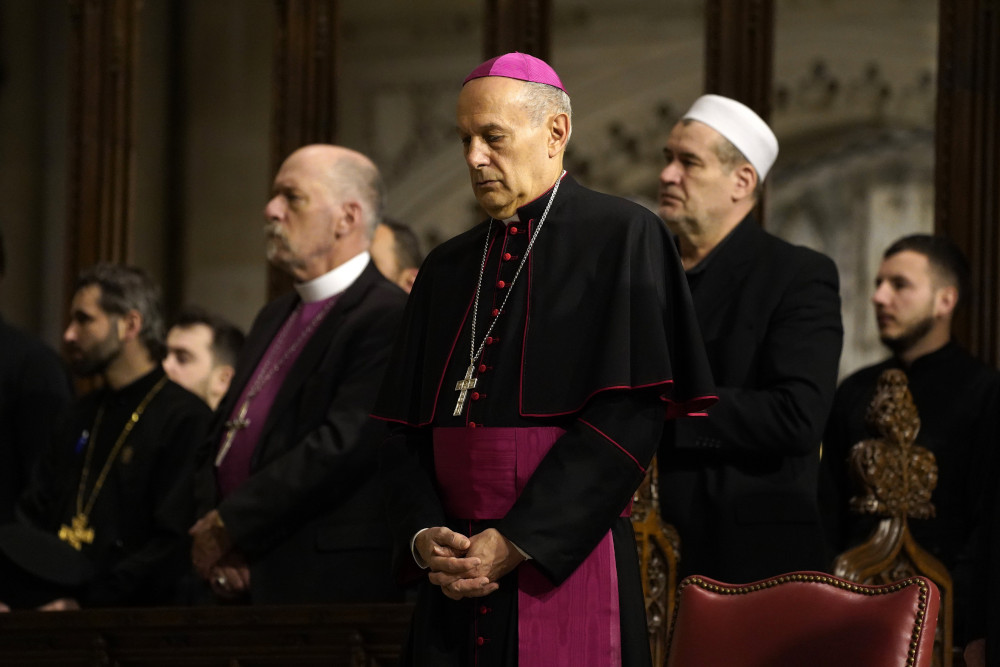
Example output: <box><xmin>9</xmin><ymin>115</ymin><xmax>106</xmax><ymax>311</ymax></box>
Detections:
<box><xmin>578</xmin><ymin>418</ymin><xmax>644</xmax><ymax>472</ymax></box>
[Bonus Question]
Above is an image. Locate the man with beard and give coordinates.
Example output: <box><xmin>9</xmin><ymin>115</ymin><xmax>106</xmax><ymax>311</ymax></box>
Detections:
<box><xmin>189</xmin><ymin>144</ymin><xmax>406</xmax><ymax>604</ymax></box>
<box><xmin>821</xmin><ymin>234</ymin><xmax>1000</xmax><ymax>644</ymax></box>
<box><xmin>0</xmin><ymin>264</ymin><xmax>211</xmax><ymax>610</ymax></box>
<box><xmin>655</xmin><ymin>95</ymin><xmax>843</xmax><ymax>584</ymax></box>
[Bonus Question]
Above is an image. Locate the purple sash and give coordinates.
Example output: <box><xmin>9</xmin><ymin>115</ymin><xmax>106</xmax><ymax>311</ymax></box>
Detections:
<box><xmin>433</xmin><ymin>426</ymin><xmax>623</xmax><ymax>667</ymax></box>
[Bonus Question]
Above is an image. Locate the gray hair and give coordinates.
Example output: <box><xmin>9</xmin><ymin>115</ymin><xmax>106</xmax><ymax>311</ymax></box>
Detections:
<box><xmin>323</xmin><ymin>153</ymin><xmax>386</xmax><ymax>239</ymax></box>
<box><xmin>682</xmin><ymin>118</ymin><xmax>764</xmax><ymax>200</ymax></box>
<box><xmin>75</xmin><ymin>263</ymin><xmax>166</xmax><ymax>360</ymax></box>
<box><xmin>519</xmin><ymin>81</ymin><xmax>573</xmax><ymax>144</ymax></box>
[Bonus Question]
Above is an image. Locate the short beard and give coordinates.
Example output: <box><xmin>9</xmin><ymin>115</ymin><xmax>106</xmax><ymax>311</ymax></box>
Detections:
<box><xmin>69</xmin><ymin>333</ymin><xmax>122</xmax><ymax>378</ymax></box>
<box><xmin>880</xmin><ymin>314</ymin><xmax>935</xmax><ymax>357</ymax></box>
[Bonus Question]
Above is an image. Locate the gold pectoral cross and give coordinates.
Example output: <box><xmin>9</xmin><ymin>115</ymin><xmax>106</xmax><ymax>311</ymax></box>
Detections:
<box><xmin>59</xmin><ymin>513</ymin><xmax>95</xmax><ymax>551</ymax></box>
<box><xmin>215</xmin><ymin>400</ymin><xmax>251</xmax><ymax>466</ymax></box>
<box><xmin>453</xmin><ymin>365</ymin><xmax>478</xmax><ymax>417</ymax></box>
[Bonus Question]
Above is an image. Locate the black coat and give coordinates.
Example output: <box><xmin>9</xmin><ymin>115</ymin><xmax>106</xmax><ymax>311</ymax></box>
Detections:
<box><xmin>0</xmin><ymin>316</ymin><xmax>72</xmax><ymax>524</ymax></box>
<box><xmin>17</xmin><ymin>368</ymin><xmax>211</xmax><ymax>606</ymax></box>
<box><xmin>658</xmin><ymin>215</ymin><xmax>844</xmax><ymax>583</ymax></box>
<box><xmin>197</xmin><ymin>260</ymin><xmax>407</xmax><ymax>604</ymax></box>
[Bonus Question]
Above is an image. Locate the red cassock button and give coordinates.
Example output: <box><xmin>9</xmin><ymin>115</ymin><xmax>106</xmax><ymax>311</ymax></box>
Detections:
<box><xmin>479</xmin><ymin>605</ymin><xmax>489</xmax><ymax>615</ymax></box>
<box><xmin>469</xmin><ymin>422</ymin><xmax>477</xmax><ymax>428</ymax></box>
<box><xmin>503</xmin><ymin>253</ymin><xmax>512</xmax><ymax>261</ymax></box>
<box><xmin>509</xmin><ymin>226</ymin><xmax>518</xmax><ymax>235</ymax></box>
<box><xmin>471</xmin><ymin>392</ymin><xmax>480</xmax><ymax>401</ymax></box>
<box><xmin>478</xmin><ymin>364</ymin><xmax>487</xmax><ymax>373</ymax></box>
<box><xmin>497</xmin><ymin>280</ymin><xmax>505</xmax><ymax>289</ymax></box>
<box><xmin>485</xmin><ymin>336</ymin><xmax>494</xmax><ymax>345</ymax></box>
<box><xmin>491</xmin><ymin>308</ymin><xmax>500</xmax><ymax>317</ymax></box>
<box><xmin>476</xmin><ymin>637</ymin><xmax>486</xmax><ymax>646</ymax></box>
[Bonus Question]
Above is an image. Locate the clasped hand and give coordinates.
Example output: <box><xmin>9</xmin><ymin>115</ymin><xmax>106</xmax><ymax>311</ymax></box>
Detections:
<box><xmin>190</xmin><ymin>509</ymin><xmax>250</xmax><ymax>597</ymax></box>
<box><xmin>415</xmin><ymin>527</ymin><xmax>525</xmax><ymax>600</ymax></box>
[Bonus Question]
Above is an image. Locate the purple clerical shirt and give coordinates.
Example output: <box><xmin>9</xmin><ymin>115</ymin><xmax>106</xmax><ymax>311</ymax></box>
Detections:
<box><xmin>215</xmin><ymin>294</ymin><xmax>337</xmax><ymax>497</ymax></box>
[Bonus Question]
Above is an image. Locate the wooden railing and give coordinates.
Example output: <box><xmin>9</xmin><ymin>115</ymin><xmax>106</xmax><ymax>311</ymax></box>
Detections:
<box><xmin>0</xmin><ymin>603</ymin><xmax>413</xmax><ymax>666</ymax></box>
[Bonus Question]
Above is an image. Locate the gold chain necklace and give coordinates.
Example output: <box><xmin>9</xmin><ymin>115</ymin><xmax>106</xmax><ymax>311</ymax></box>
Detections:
<box><xmin>58</xmin><ymin>375</ymin><xmax>169</xmax><ymax>550</ymax></box>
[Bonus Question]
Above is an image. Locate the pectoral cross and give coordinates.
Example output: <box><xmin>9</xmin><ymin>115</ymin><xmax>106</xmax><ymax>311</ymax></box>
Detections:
<box><xmin>215</xmin><ymin>400</ymin><xmax>251</xmax><ymax>466</ymax></box>
<box><xmin>453</xmin><ymin>365</ymin><xmax>478</xmax><ymax>416</ymax></box>
<box><xmin>59</xmin><ymin>513</ymin><xmax>95</xmax><ymax>551</ymax></box>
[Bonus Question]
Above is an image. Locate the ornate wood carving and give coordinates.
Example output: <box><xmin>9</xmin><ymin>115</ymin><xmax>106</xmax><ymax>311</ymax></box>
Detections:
<box><xmin>483</xmin><ymin>0</ymin><xmax>551</xmax><ymax>61</ymax></box>
<box><xmin>935</xmin><ymin>0</ymin><xmax>1000</xmax><ymax>366</ymax></box>
<box><xmin>632</xmin><ymin>455</ymin><xmax>681</xmax><ymax>666</ymax></box>
<box><xmin>832</xmin><ymin>369</ymin><xmax>953</xmax><ymax>667</ymax></box>
<box><xmin>66</xmin><ymin>0</ymin><xmax>142</xmax><ymax>292</ymax></box>
<box><xmin>269</xmin><ymin>0</ymin><xmax>340</xmax><ymax>298</ymax></box>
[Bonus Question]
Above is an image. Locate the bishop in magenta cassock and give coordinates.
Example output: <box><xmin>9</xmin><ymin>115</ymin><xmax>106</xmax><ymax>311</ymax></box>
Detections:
<box><xmin>372</xmin><ymin>53</ymin><xmax>716</xmax><ymax>667</ymax></box>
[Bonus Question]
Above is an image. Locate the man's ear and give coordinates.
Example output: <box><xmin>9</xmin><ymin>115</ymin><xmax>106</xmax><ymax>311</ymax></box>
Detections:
<box><xmin>212</xmin><ymin>364</ymin><xmax>235</xmax><ymax>394</ymax></box>
<box><xmin>731</xmin><ymin>163</ymin><xmax>758</xmax><ymax>202</ymax></box>
<box><xmin>334</xmin><ymin>201</ymin><xmax>363</xmax><ymax>238</ymax></box>
<box><xmin>400</xmin><ymin>267</ymin><xmax>419</xmax><ymax>294</ymax></box>
<box><xmin>934</xmin><ymin>284</ymin><xmax>958</xmax><ymax>318</ymax></box>
<box><xmin>119</xmin><ymin>309</ymin><xmax>143</xmax><ymax>342</ymax></box>
<box><xmin>547</xmin><ymin>113</ymin><xmax>570</xmax><ymax>158</ymax></box>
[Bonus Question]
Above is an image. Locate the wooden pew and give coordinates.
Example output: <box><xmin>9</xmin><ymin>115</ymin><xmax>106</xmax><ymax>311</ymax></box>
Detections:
<box><xmin>0</xmin><ymin>603</ymin><xmax>414</xmax><ymax>666</ymax></box>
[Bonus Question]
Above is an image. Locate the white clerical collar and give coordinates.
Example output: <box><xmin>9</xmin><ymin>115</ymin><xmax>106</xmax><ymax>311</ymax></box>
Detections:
<box><xmin>294</xmin><ymin>251</ymin><xmax>370</xmax><ymax>303</ymax></box>
<box><xmin>501</xmin><ymin>214</ymin><xmax>520</xmax><ymax>226</ymax></box>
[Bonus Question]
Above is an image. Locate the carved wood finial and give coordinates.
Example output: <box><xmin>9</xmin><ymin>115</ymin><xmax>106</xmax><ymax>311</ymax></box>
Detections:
<box><xmin>848</xmin><ymin>368</ymin><xmax>937</xmax><ymax>519</ymax></box>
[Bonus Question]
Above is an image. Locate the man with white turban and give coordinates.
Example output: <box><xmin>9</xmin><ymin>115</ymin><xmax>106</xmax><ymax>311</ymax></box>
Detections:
<box><xmin>656</xmin><ymin>94</ymin><xmax>844</xmax><ymax>583</ymax></box>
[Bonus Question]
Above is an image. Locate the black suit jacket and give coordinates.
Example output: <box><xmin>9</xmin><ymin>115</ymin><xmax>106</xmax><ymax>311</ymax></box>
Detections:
<box><xmin>197</xmin><ymin>261</ymin><xmax>407</xmax><ymax>603</ymax></box>
<box><xmin>0</xmin><ymin>316</ymin><xmax>72</xmax><ymax>524</ymax></box>
<box><xmin>658</xmin><ymin>216</ymin><xmax>843</xmax><ymax>583</ymax></box>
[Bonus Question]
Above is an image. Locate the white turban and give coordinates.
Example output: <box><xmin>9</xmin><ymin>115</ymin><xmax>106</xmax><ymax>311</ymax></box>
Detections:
<box><xmin>682</xmin><ymin>94</ymin><xmax>779</xmax><ymax>181</ymax></box>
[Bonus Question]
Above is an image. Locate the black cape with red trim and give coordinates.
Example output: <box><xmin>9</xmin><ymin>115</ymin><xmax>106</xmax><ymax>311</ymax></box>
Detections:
<box><xmin>372</xmin><ymin>174</ymin><xmax>715</xmax><ymax>424</ymax></box>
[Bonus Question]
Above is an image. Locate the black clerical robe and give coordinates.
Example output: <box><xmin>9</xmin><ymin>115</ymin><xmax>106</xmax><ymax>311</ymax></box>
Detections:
<box><xmin>821</xmin><ymin>341</ymin><xmax>1000</xmax><ymax>643</ymax></box>
<box><xmin>374</xmin><ymin>175</ymin><xmax>715</xmax><ymax>667</ymax></box>
<box><xmin>13</xmin><ymin>368</ymin><xmax>211</xmax><ymax>606</ymax></box>
<box><xmin>0</xmin><ymin>315</ymin><xmax>72</xmax><ymax>524</ymax></box>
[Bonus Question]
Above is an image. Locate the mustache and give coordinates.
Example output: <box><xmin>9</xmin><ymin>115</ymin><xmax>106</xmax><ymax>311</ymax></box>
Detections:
<box><xmin>264</xmin><ymin>223</ymin><xmax>288</xmax><ymax>243</ymax></box>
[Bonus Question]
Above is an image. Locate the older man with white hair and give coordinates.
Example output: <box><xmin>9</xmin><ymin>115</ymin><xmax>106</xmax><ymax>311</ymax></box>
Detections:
<box><xmin>656</xmin><ymin>95</ymin><xmax>844</xmax><ymax>583</ymax></box>
<box><xmin>189</xmin><ymin>144</ymin><xmax>407</xmax><ymax>604</ymax></box>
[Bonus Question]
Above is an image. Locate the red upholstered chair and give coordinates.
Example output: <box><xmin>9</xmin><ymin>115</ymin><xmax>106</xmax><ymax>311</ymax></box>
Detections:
<box><xmin>665</xmin><ymin>571</ymin><xmax>939</xmax><ymax>667</ymax></box>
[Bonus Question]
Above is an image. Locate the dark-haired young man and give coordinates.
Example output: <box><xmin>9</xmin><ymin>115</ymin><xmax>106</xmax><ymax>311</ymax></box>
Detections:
<box><xmin>371</xmin><ymin>218</ymin><xmax>424</xmax><ymax>294</ymax></box>
<box><xmin>164</xmin><ymin>306</ymin><xmax>245</xmax><ymax>411</ymax></box>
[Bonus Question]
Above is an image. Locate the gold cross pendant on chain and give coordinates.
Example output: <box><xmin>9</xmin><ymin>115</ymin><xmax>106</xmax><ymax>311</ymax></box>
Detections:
<box><xmin>58</xmin><ymin>513</ymin><xmax>95</xmax><ymax>551</ymax></box>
